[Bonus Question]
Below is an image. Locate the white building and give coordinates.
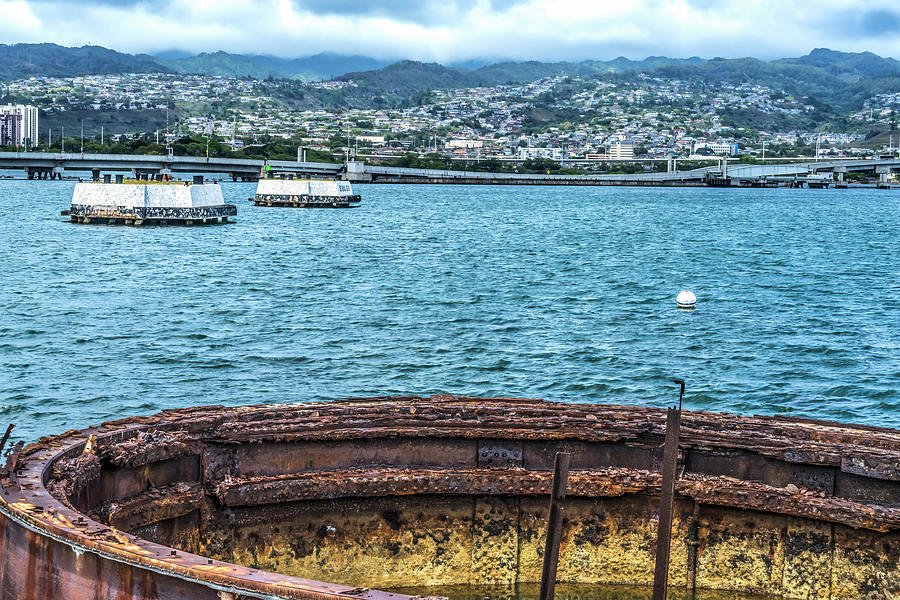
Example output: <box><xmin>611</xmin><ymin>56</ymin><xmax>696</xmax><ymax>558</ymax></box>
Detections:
<box><xmin>0</xmin><ymin>104</ymin><xmax>38</xmax><ymax>147</ymax></box>
<box><xmin>609</xmin><ymin>141</ymin><xmax>634</xmax><ymax>159</ymax></box>
<box><xmin>693</xmin><ymin>141</ymin><xmax>738</xmax><ymax>155</ymax></box>
<box><xmin>445</xmin><ymin>139</ymin><xmax>483</xmax><ymax>149</ymax></box>
<box><xmin>518</xmin><ymin>147</ymin><xmax>563</xmax><ymax>160</ymax></box>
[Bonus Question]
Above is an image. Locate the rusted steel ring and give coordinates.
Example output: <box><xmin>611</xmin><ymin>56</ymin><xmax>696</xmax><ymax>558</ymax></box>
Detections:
<box><xmin>3</xmin><ymin>396</ymin><xmax>900</xmax><ymax>599</ymax></box>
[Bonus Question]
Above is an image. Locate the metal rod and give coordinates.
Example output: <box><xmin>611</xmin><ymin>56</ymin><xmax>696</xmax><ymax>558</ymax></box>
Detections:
<box><xmin>0</xmin><ymin>424</ymin><xmax>14</xmax><ymax>457</ymax></box>
<box><xmin>539</xmin><ymin>451</ymin><xmax>571</xmax><ymax>600</ymax></box>
<box><xmin>652</xmin><ymin>406</ymin><xmax>682</xmax><ymax>600</ymax></box>
<box><xmin>674</xmin><ymin>378</ymin><xmax>685</xmax><ymax>411</ymax></box>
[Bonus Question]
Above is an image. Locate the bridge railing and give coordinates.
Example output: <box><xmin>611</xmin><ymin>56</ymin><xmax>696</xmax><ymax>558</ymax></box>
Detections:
<box><xmin>0</xmin><ymin>152</ymin><xmax>265</xmax><ymax>167</ymax></box>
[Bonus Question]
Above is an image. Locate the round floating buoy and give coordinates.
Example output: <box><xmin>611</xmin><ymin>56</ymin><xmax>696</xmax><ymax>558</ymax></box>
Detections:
<box><xmin>676</xmin><ymin>290</ymin><xmax>696</xmax><ymax>309</ymax></box>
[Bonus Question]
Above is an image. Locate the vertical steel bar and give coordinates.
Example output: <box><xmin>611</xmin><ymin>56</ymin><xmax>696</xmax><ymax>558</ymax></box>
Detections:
<box><xmin>0</xmin><ymin>424</ymin><xmax>14</xmax><ymax>457</ymax></box>
<box><xmin>539</xmin><ymin>451</ymin><xmax>571</xmax><ymax>600</ymax></box>
<box><xmin>652</xmin><ymin>407</ymin><xmax>682</xmax><ymax>600</ymax></box>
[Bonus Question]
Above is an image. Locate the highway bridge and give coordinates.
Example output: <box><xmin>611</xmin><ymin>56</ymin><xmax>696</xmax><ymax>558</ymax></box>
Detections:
<box><xmin>1</xmin><ymin>152</ymin><xmax>898</xmax><ymax>187</ymax></box>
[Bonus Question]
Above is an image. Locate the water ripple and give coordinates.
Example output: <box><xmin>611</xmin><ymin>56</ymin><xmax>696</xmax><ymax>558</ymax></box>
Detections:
<box><xmin>0</xmin><ymin>181</ymin><xmax>898</xmax><ymax>443</ymax></box>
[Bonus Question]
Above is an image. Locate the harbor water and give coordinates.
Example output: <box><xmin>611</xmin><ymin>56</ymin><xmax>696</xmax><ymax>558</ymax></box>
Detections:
<box><xmin>1</xmin><ymin>180</ymin><xmax>898</xmax><ymax>444</ymax></box>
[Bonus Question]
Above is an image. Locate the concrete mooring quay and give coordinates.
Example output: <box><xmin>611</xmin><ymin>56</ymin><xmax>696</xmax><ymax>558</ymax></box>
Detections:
<box><xmin>3</xmin><ymin>397</ymin><xmax>900</xmax><ymax>599</ymax></box>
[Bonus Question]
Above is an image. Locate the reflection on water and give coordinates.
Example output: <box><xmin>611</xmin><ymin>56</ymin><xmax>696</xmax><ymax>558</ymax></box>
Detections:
<box><xmin>388</xmin><ymin>583</ymin><xmax>773</xmax><ymax>600</ymax></box>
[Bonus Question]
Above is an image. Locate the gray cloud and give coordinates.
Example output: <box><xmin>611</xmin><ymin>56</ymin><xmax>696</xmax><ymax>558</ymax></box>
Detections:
<box><xmin>7</xmin><ymin>0</ymin><xmax>900</xmax><ymax>62</ymax></box>
<box><xmin>293</xmin><ymin>0</ymin><xmax>529</xmax><ymax>25</ymax></box>
<box><xmin>858</xmin><ymin>9</ymin><xmax>900</xmax><ymax>37</ymax></box>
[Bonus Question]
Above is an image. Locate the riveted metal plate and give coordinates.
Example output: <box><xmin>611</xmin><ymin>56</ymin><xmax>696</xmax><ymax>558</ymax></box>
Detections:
<box><xmin>478</xmin><ymin>440</ymin><xmax>523</xmax><ymax>467</ymax></box>
<box><xmin>790</xmin><ymin>465</ymin><xmax>836</xmax><ymax>494</ymax></box>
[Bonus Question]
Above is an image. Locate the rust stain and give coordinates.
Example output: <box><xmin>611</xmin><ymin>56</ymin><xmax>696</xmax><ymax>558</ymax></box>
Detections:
<box><xmin>2</xmin><ymin>397</ymin><xmax>900</xmax><ymax>599</ymax></box>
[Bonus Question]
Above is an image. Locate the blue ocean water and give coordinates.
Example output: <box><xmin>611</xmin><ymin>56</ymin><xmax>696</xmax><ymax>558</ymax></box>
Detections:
<box><xmin>1</xmin><ymin>180</ymin><xmax>898</xmax><ymax>444</ymax></box>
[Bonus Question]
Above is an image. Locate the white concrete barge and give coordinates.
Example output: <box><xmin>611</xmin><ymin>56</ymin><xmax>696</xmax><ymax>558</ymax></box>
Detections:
<box><xmin>251</xmin><ymin>178</ymin><xmax>361</xmax><ymax>208</ymax></box>
<box><xmin>66</xmin><ymin>176</ymin><xmax>237</xmax><ymax>226</ymax></box>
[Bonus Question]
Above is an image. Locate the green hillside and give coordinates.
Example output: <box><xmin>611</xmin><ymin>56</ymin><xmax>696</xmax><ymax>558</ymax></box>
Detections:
<box><xmin>0</xmin><ymin>43</ymin><xmax>168</xmax><ymax>79</ymax></box>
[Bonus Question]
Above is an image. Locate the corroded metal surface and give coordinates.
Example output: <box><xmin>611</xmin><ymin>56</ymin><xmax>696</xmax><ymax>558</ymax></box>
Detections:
<box><xmin>68</xmin><ymin>203</ymin><xmax>237</xmax><ymax>226</ymax></box>
<box><xmin>3</xmin><ymin>396</ymin><xmax>900</xmax><ymax>599</ymax></box>
<box><xmin>251</xmin><ymin>194</ymin><xmax>362</xmax><ymax>207</ymax></box>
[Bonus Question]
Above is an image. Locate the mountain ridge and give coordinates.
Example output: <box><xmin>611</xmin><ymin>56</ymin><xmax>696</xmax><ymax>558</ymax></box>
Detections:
<box><xmin>2</xmin><ymin>43</ymin><xmax>899</xmax><ymax>114</ymax></box>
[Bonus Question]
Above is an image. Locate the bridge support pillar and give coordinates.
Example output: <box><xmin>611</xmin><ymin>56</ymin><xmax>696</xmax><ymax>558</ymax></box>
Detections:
<box><xmin>346</xmin><ymin>161</ymin><xmax>372</xmax><ymax>183</ymax></box>
<box><xmin>876</xmin><ymin>166</ymin><xmax>892</xmax><ymax>189</ymax></box>
<box><xmin>833</xmin><ymin>167</ymin><xmax>847</xmax><ymax>189</ymax></box>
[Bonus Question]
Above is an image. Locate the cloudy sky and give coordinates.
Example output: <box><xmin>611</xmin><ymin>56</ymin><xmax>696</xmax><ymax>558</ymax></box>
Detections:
<box><xmin>7</xmin><ymin>0</ymin><xmax>900</xmax><ymax>62</ymax></box>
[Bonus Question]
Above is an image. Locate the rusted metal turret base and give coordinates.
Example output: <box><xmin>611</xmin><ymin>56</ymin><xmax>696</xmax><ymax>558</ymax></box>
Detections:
<box><xmin>3</xmin><ymin>397</ymin><xmax>900</xmax><ymax>599</ymax></box>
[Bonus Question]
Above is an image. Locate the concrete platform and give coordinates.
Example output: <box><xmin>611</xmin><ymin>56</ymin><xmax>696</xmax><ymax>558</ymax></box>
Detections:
<box><xmin>251</xmin><ymin>178</ymin><xmax>361</xmax><ymax>208</ymax></box>
<box><xmin>67</xmin><ymin>180</ymin><xmax>237</xmax><ymax>226</ymax></box>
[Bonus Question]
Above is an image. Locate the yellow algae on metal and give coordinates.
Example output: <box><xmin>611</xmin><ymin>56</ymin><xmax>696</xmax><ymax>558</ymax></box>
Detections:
<box><xmin>782</xmin><ymin>518</ymin><xmax>833</xmax><ymax>599</ymax></box>
<box><xmin>830</xmin><ymin>525</ymin><xmax>900</xmax><ymax>600</ymax></box>
<box><xmin>471</xmin><ymin>496</ymin><xmax>519</xmax><ymax>584</ymax></box>
<box><xmin>197</xmin><ymin>497</ymin><xmax>477</xmax><ymax>587</ymax></box>
<box><xmin>694</xmin><ymin>508</ymin><xmax>785</xmax><ymax>595</ymax></box>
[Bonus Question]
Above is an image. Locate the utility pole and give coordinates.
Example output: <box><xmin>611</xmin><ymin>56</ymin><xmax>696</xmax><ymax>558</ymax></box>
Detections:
<box><xmin>101</xmin><ymin>125</ymin><xmax>104</xmax><ymax>146</ymax></box>
<box><xmin>81</xmin><ymin>119</ymin><xmax>84</xmax><ymax>155</ymax></box>
<box><xmin>761</xmin><ymin>140</ymin><xmax>766</xmax><ymax>162</ymax></box>
<box><xmin>61</xmin><ymin>126</ymin><xmax>64</xmax><ymax>153</ymax></box>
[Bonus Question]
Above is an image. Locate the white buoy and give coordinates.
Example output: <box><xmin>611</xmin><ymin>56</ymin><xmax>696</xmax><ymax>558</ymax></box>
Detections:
<box><xmin>676</xmin><ymin>290</ymin><xmax>696</xmax><ymax>309</ymax></box>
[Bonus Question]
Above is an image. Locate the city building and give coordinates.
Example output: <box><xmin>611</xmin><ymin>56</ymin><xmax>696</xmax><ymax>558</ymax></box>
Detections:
<box><xmin>693</xmin><ymin>141</ymin><xmax>738</xmax><ymax>155</ymax></box>
<box><xmin>518</xmin><ymin>147</ymin><xmax>563</xmax><ymax>160</ymax></box>
<box><xmin>609</xmin><ymin>141</ymin><xmax>634</xmax><ymax>159</ymax></box>
<box><xmin>0</xmin><ymin>113</ymin><xmax>22</xmax><ymax>146</ymax></box>
<box><xmin>0</xmin><ymin>104</ymin><xmax>38</xmax><ymax>147</ymax></box>
<box><xmin>445</xmin><ymin>139</ymin><xmax>483</xmax><ymax>149</ymax></box>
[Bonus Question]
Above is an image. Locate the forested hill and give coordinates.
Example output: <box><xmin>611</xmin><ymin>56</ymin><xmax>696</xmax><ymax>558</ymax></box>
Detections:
<box><xmin>3</xmin><ymin>43</ymin><xmax>900</xmax><ymax>114</ymax></box>
<box><xmin>0</xmin><ymin>43</ymin><xmax>168</xmax><ymax>80</ymax></box>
